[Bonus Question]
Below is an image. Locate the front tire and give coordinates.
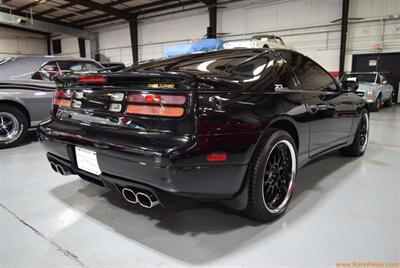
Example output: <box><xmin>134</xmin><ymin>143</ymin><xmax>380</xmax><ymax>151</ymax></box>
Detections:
<box><xmin>340</xmin><ymin>109</ymin><xmax>369</xmax><ymax>157</ymax></box>
<box><xmin>371</xmin><ymin>96</ymin><xmax>381</xmax><ymax>112</ymax></box>
<box><xmin>242</xmin><ymin>128</ymin><xmax>297</xmax><ymax>222</ymax></box>
<box><xmin>0</xmin><ymin>105</ymin><xmax>28</xmax><ymax>149</ymax></box>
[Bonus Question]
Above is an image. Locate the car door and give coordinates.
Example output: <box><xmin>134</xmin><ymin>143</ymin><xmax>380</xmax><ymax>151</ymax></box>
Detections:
<box><xmin>280</xmin><ymin>51</ymin><xmax>355</xmax><ymax>157</ymax></box>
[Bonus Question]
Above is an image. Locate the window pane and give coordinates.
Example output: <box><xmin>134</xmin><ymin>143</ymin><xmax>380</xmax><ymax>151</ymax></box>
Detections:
<box><xmin>34</xmin><ymin>62</ymin><xmax>59</xmax><ymax>81</ymax></box>
<box><xmin>58</xmin><ymin>61</ymin><xmax>101</xmax><ymax>74</ymax></box>
<box><xmin>281</xmin><ymin>51</ymin><xmax>338</xmax><ymax>92</ymax></box>
<box><xmin>342</xmin><ymin>73</ymin><xmax>376</xmax><ymax>83</ymax></box>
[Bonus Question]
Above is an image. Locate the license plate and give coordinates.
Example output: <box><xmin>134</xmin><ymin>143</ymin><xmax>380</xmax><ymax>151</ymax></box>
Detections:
<box><xmin>75</xmin><ymin>147</ymin><xmax>101</xmax><ymax>175</ymax></box>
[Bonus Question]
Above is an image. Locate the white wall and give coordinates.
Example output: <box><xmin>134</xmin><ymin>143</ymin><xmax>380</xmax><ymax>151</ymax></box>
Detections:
<box><xmin>94</xmin><ymin>0</ymin><xmax>400</xmax><ymax>72</ymax></box>
<box><xmin>0</xmin><ymin>26</ymin><xmax>47</xmax><ymax>59</ymax></box>
<box><xmin>97</xmin><ymin>10</ymin><xmax>208</xmax><ymax>65</ymax></box>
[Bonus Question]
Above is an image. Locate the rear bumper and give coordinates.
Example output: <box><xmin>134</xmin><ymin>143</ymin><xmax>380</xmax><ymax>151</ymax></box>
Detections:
<box><xmin>38</xmin><ymin>123</ymin><xmax>248</xmax><ymax>200</ymax></box>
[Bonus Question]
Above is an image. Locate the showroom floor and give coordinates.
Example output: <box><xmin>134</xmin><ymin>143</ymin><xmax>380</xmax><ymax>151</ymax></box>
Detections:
<box><xmin>1</xmin><ymin>106</ymin><xmax>399</xmax><ymax>267</ymax></box>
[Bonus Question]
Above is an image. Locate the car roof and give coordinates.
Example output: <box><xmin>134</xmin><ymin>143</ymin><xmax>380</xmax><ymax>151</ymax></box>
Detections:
<box><xmin>0</xmin><ymin>56</ymin><xmax>97</xmax><ymax>80</ymax></box>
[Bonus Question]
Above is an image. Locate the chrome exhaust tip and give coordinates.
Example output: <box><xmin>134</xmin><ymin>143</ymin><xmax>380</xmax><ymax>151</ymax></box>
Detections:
<box><xmin>122</xmin><ymin>188</ymin><xmax>138</xmax><ymax>204</ymax></box>
<box><xmin>56</xmin><ymin>164</ymin><xmax>71</xmax><ymax>176</ymax></box>
<box><xmin>136</xmin><ymin>192</ymin><xmax>160</xmax><ymax>208</ymax></box>
<box><xmin>50</xmin><ymin>162</ymin><xmax>58</xmax><ymax>173</ymax></box>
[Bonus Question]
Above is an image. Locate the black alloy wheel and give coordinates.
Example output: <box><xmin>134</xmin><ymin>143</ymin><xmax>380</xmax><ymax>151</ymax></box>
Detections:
<box><xmin>242</xmin><ymin>128</ymin><xmax>297</xmax><ymax>222</ymax></box>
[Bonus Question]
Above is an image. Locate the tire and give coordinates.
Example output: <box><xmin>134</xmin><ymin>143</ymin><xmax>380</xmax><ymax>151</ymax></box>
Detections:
<box><xmin>339</xmin><ymin>109</ymin><xmax>369</xmax><ymax>157</ymax></box>
<box><xmin>384</xmin><ymin>93</ymin><xmax>394</xmax><ymax>107</ymax></box>
<box><xmin>241</xmin><ymin>128</ymin><xmax>297</xmax><ymax>222</ymax></box>
<box><xmin>371</xmin><ymin>95</ymin><xmax>381</xmax><ymax>112</ymax></box>
<box><xmin>0</xmin><ymin>105</ymin><xmax>29</xmax><ymax>149</ymax></box>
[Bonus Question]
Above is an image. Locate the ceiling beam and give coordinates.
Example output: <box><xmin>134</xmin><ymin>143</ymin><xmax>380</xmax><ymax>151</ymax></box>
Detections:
<box><xmin>73</xmin><ymin>0</ymin><xmax>179</xmax><ymax>25</ymax></box>
<box><xmin>0</xmin><ymin>9</ymin><xmax>94</xmax><ymax>38</ymax></box>
<box><xmin>81</xmin><ymin>0</ymin><xmax>202</xmax><ymax>27</ymax></box>
<box><xmin>52</xmin><ymin>0</ymin><xmax>132</xmax><ymax>22</ymax></box>
<box><xmin>14</xmin><ymin>2</ymin><xmax>41</xmax><ymax>12</ymax></box>
<box><xmin>34</xmin><ymin>3</ymin><xmax>76</xmax><ymax>16</ymax></box>
<box><xmin>0</xmin><ymin>6</ymin><xmax>81</xmax><ymax>28</ymax></box>
<box><xmin>65</xmin><ymin>0</ymin><xmax>133</xmax><ymax>20</ymax></box>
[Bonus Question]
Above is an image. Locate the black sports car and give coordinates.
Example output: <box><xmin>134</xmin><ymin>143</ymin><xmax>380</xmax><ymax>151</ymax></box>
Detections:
<box><xmin>38</xmin><ymin>49</ymin><xmax>369</xmax><ymax>222</ymax></box>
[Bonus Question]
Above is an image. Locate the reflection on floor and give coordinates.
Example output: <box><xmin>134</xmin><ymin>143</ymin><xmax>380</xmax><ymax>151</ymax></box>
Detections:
<box><xmin>1</xmin><ymin>105</ymin><xmax>399</xmax><ymax>267</ymax></box>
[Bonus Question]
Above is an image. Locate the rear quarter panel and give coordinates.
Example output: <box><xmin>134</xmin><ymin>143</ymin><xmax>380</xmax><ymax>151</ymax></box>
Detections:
<box><xmin>0</xmin><ymin>80</ymin><xmax>55</xmax><ymax>125</ymax></box>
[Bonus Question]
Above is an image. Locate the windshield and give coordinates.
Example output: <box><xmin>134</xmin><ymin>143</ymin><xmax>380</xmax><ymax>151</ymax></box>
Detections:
<box><xmin>342</xmin><ymin>73</ymin><xmax>377</xmax><ymax>83</ymax></box>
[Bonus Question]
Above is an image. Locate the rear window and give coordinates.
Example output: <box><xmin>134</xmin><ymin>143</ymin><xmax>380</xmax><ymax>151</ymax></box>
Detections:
<box><xmin>58</xmin><ymin>61</ymin><xmax>102</xmax><ymax>74</ymax></box>
<box><xmin>129</xmin><ymin>50</ymin><xmax>265</xmax><ymax>75</ymax></box>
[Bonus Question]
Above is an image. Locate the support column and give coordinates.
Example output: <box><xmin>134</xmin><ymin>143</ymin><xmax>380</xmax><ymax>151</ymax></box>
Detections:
<box><xmin>207</xmin><ymin>0</ymin><xmax>217</xmax><ymax>38</ymax></box>
<box><xmin>129</xmin><ymin>17</ymin><xmax>139</xmax><ymax>65</ymax></box>
<box><xmin>46</xmin><ymin>34</ymin><xmax>51</xmax><ymax>55</ymax></box>
<box><xmin>78</xmin><ymin>37</ymin><xmax>86</xmax><ymax>58</ymax></box>
<box><xmin>339</xmin><ymin>0</ymin><xmax>350</xmax><ymax>77</ymax></box>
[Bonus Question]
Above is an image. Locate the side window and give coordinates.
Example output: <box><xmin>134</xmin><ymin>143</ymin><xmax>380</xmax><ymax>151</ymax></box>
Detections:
<box><xmin>32</xmin><ymin>62</ymin><xmax>59</xmax><ymax>81</ymax></box>
<box><xmin>280</xmin><ymin>51</ymin><xmax>339</xmax><ymax>92</ymax></box>
<box><xmin>238</xmin><ymin>55</ymin><xmax>297</xmax><ymax>91</ymax></box>
<box><xmin>379</xmin><ymin>74</ymin><xmax>386</xmax><ymax>84</ymax></box>
<box><xmin>376</xmin><ymin>74</ymin><xmax>380</xmax><ymax>84</ymax></box>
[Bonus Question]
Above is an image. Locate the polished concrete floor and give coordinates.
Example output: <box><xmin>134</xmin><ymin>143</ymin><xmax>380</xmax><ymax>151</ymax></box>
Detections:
<box><xmin>1</xmin><ymin>106</ymin><xmax>399</xmax><ymax>268</ymax></box>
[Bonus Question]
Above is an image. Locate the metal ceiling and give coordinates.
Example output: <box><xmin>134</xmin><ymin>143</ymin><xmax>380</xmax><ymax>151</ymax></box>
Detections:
<box><xmin>0</xmin><ymin>0</ymin><xmax>210</xmax><ymax>29</ymax></box>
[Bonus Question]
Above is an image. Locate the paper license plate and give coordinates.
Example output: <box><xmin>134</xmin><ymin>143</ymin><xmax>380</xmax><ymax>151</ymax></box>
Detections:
<box><xmin>75</xmin><ymin>147</ymin><xmax>101</xmax><ymax>175</ymax></box>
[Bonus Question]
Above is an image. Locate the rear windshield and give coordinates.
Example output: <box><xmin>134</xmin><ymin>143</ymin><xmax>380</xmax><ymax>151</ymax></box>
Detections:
<box><xmin>342</xmin><ymin>73</ymin><xmax>376</xmax><ymax>83</ymax></box>
<box><xmin>58</xmin><ymin>61</ymin><xmax>102</xmax><ymax>74</ymax></box>
<box><xmin>128</xmin><ymin>49</ymin><xmax>265</xmax><ymax>75</ymax></box>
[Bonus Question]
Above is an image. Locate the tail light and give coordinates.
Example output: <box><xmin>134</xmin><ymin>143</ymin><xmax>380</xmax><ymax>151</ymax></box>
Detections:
<box><xmin>78</xmin><ymin>75</ymin><xmax>106</xmax><ymax>84</ymax></box>
<box><xmin>207</xmin><ymin>153</ymin><xmax>227</xmax><ymax>162</ymax></box>
<box><xmin>126</xmin><ymin>93</ymin><xmax>186</xmax><ymax>117</ymax></box>
<box><xmin>53</xmin><ymin>90</ymin><xmax>72</xmax><ymax>108</ymax></box>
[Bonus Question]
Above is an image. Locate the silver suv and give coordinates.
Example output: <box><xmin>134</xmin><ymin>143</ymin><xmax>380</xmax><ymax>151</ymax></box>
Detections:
<box><xmin>0</xmin><ymin>57</ymin><xmax>103</xmax><ymax>148</ymax></box>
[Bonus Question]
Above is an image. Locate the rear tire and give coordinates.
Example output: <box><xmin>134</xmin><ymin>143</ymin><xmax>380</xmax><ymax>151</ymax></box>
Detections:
<box><xmin>241</xmin><ymin>128</ymin><xmax>297</xmax><ymax>222</ymax></box>
<box><xmin>0</xmin><ymin>105</ymin><xmax>28</xmax><ymax>149</ymax></box>
<box><xmin>371</xmin><ymin>96</ymin><xmax>381</xmax><ymax>112</ymax></box>
<box><xmin>384</xmin><ymin>94</ymin><xmax>394</xmax><ymax>107</ymax></box>
<box><xmin>340</xmin><ymin>109</ymin><xmax>369</xmax><ymax>157</ymax></box>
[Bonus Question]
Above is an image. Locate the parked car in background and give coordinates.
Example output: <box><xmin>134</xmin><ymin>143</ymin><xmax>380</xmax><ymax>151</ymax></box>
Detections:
<box><xmin>39</xmin><ymin>49</ymin><xmax>369</xmax><ymax>222</ymax></box>
<box><xmin>0</xmin><ymin>56</ymin><xmax>103</xmax><ymax>148</ymax></box>
<box><xmin>341</xmin><ymin>72</ymin><xmax>394</xmax><ymax>111</ymax></box>
<box><xmin>224</xmin><ymin>34</ymin><xmax>287</xmax><ymax>49</ymax></box>
<box><xmin>100</xmin><ymin>62</ymin><xmax>126</xmax><ymax>72</ymax></box>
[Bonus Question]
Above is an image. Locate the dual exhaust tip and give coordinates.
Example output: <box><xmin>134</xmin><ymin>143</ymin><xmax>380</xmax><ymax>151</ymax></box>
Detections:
<box><xmin>49</xmin><ymin>161</ymin><xmax>159</xmax><ymax>209</ymax></box>
<box><xmin>122</xmin><ymin>188</ymin><xmax>160</xmax><ymax>209</ymax></box>
<box><xmin>50</xmin><ymin>161</ymin><xmax>71</xmax><ymax>176</ymax></box>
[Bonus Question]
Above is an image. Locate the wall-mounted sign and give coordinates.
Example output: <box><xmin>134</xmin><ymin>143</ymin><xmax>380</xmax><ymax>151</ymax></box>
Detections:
<box><xmin>374</xmin><ymin>42</ymin><xmax>382</xmax><ymax>49</ymax></box>
<box><xmin>369</xmin><ymin>59</ymin><xmax>377</xmax><ymax>66</ymax></box>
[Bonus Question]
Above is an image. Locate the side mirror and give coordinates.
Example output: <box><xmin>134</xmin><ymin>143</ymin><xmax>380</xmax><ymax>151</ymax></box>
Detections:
<box><xmin>383</xmin><ymin>80</ymin><xmax>387</xmax><ymax>85</ymax></box>
<box><xmin>341</xmin><ymin>80</ymin><xmax>359</xmax><ymax>92</ymax></box>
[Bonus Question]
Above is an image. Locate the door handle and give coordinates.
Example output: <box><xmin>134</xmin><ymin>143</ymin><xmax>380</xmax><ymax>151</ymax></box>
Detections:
<box><xmin>308</xmin><ymin>104</ymin><xmax>334</xmax><ymax>114</ymax></box>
